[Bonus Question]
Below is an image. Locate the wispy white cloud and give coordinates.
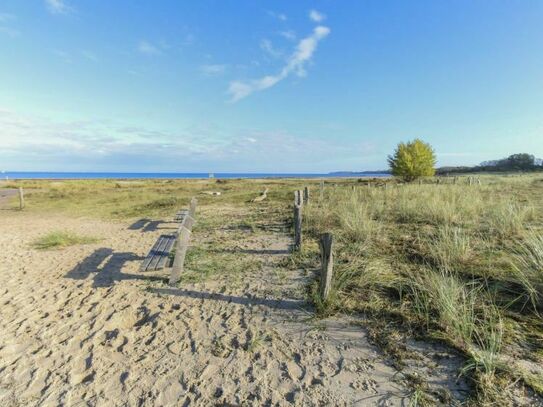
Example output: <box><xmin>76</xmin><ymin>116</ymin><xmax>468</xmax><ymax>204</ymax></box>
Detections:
<box><xmin>0</xmin><ymin>109</ymin><xmax>374</xmax><ymax>172</ymax></box>
<box><xmin>200</xmin><ymin>64</ymin><xmax>227</xmax><ymax>76</ymax></box>
<box><xmin>267</xmin><ymin>11</ymin><xmax>287</xmax><ymax>21</ymax></box>
<box><xmin>260</xmin><ymin>39</ymin><xmax>282</xmax><ymax>58</ymax></box>
<box><xmin>309</xmin><ymin>9</ymin><xmax>326</xmax><ymax>23</ymax></box>
<box><xmin>279</xmin><ymin>30</ymin><xmax>296</xmax><ymax>41</ymax></box>
<box><xmin>228</xmin><ymin>25</ymin><xmax>330</xmax><ymax>102</ymax></box>
<box><xmin>45</xmin><ymin>0</ymin><xmax>72</xmax><ymax>15</ymax></box>
<box><xmin>138</xmin><ymin>40</ymin><xmax>161</xmax><ymax>55</ymax></box>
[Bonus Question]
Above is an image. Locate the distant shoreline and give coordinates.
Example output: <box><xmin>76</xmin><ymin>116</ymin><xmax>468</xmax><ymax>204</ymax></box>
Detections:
<box><xmin>0</xmin><ymin>172</ymin><xmax>390</xmax><ymax>180</ymax></box>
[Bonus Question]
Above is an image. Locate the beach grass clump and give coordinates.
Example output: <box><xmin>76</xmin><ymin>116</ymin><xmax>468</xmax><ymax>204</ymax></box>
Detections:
<box><xmin>407</xmin><ymin>269</ymin><xmax>479</xmax><ymax>347</ymax></box>
<box><xmin>484</xmin><ymin>200</ymin><xmax>534</xmax><ymax>239</ymax></box>
<box><xmin>422</xmin><ymin>226</ymin><xmax>474</xmax><ymax>272</ymax></box>
<box><xmin>296</xmin><ymin>175</ymin><xmax>543</xmax><ymax>403</ymax></box>
<box><xmin>32</xmin><ymin>231</ymin><xmax>100</xmax><ymax>250</ymax></box>
<box><xmin>511</xmin><ymin>231</ymin><xmax>543</xmax><ymax>310</ymax></box>
<box><xmin>336</xmin><ymin>196</ymin><xmax>381</xmax><ymax>249</ymax></box>
<box><xmin>393</xmin><ymin>184</ymin><xmax>485</xmax><ymax>226</ymax></box>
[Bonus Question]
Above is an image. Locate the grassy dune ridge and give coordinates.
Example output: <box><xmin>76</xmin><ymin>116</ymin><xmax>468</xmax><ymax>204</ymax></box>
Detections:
<box><xmin>300</xmin><ymin>175</ymin><xmax>543</xmax><ymax>404</ymax></box>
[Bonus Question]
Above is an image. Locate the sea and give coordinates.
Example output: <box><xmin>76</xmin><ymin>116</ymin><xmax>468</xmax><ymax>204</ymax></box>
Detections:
<box><xmin>1</xmin><ymin>172</ymin><xmax>389</xmax><ymax>180</ymax></box>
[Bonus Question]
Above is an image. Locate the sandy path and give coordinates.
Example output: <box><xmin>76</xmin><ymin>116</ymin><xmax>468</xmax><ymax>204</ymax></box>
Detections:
<box><xmin>0</xmin><ymin>189</ymin><xmax>18</xmax><ymax>208</ymax></box>
<box><xmin>0</xmin><ymin>206</ymin><xmax>467</xmax><ymax>406</ymax></box>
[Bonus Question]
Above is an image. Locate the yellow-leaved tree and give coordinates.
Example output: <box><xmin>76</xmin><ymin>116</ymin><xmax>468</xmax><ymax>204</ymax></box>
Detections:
<box><xmin>388</xmin><ymin>139</ymin><xmax>436</xmax><ymax>181</ymax></box>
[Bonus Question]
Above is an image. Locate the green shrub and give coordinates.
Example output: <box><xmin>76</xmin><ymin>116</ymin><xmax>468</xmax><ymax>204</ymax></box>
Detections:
<box><xmin>388</xmin><ymin>139</ymin><xmax>436</xmax><ymax>181</ymax></box>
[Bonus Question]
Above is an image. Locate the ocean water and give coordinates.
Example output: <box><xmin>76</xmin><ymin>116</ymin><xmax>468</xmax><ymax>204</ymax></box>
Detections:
<box><xmin>1</xmin><ymin>172</ymin><xmax>389</xmax><ymax>180</ymax></box>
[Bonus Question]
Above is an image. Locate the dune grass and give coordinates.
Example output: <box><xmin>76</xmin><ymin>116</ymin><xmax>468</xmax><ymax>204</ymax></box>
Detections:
<box><xmin>297</xmin><ymin>174</ymin><xmax>543</xmax><ymax>404</ymax></box>
<box><xmin>32</xmin><ymin>231</ymin><xmax>100</xmax><ymax>250</ymax></box>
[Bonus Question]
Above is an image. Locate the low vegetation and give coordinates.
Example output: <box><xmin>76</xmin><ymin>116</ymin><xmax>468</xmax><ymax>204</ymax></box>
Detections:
<box><xmin>32</xmin><ymin>231</ymin><xmax>100</xmax><ymax>250</ymax></box>
<box><xmin>4</xmin><ymin>174</ymin><xmax>543</xmax><ymax>404</ymax></box>
<box><xmin>300</xmin><ymin>175</ymin><xmax>543</xmax><ymax>405</ymax></box>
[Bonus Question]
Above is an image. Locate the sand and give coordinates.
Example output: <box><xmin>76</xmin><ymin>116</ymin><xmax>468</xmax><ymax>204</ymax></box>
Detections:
<box><xmin>0</xmin><ymin>203</ymin><xmax>469</xmax><ymax>406</ymax></box>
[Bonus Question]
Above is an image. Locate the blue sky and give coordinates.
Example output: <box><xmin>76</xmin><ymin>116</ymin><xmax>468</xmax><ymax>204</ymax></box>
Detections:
<box><xmin>0</xmin><ymin>1</ymin><xmax>542</xmax><ymax>172</ymax></box>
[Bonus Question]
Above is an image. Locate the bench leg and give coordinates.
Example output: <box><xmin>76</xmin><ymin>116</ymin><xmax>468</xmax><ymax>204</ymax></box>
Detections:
<box><xmin>169</xmin><ymin>226</ymin><xmax>191</xmax><ymax>286</ymax></box>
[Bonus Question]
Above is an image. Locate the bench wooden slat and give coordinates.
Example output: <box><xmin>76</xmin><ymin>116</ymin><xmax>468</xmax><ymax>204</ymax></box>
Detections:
<box><xmin>140</xmin><ymin>237</ymin><xmax>163</xmax><ymax>271</ymax></box>
<box><xmin>140</xmin><ymin>234</ymin><xmax>176</xmax><ymax>271</ymax></box>
<box><xmin>147</xmin><ymin>235</ymin><xmax>169</xmax><ymax>271</ymax></box>
<box><xmin>155</xmin><ymin>235</ymin><xmax>176</xmax><ymax>270</ymax></box>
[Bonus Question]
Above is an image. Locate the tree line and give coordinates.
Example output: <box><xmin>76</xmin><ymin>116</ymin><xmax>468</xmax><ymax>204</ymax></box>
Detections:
<box><xmin>437</xmin><ymin>153</ymin><xmax>543</xmax><ymax>175</ymax></box>
<box><xmin>388</xmin><ymin>140</ymin><xmax>543</xmax><ymax>181</ymax></box>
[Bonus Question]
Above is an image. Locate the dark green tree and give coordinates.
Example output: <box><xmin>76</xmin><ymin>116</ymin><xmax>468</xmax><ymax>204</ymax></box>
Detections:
<box><xmin>502</xmin><ymin>153</ymin><xmax>535</xmax><ymax>170</ymax></box>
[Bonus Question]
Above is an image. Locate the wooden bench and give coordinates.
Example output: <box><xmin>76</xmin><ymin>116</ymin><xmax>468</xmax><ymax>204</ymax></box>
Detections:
<box><xmin>140</xmin><ymin>234</ymin><xmax>177</xmax><ymax>271</ymax></box>
<box><xmin>140</xmin><ymin>198</ymin><xmax>197</xmax><ymax>280</ymax></box>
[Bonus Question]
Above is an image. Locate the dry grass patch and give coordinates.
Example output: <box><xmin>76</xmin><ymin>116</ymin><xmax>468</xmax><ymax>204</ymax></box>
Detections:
<box><xmin>32</xmin><ymin>231</ymin><xmax>100</xmax><ymax>250</ymax></box>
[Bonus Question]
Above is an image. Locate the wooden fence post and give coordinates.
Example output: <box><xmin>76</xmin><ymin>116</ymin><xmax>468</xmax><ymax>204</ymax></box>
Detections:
<box><xmin>293</xmin><ymin>203</ymin><xmax>302</xmax><ymax>250</ymax></box>
<box><xmin>294</xmin><ymin>190</ymin><xmax>303</xmax><ymax>206</ymax></box>
<box><xmin>169</xmin><ymin>226</ymin><xmax>191</xmax><ymax>285</ymax></box>
<box><xmin>319</xmin><ymin>233</ymin><xmax>333</xmax><ymax>301</ymax></box>
<box><xmin>18</xmin><ymin>187</ymin><xmax>24</xmax><ymax>210</ymax></box>
<box><xmin>189</xmin><ymin>197</ymin><xmax>198</xmax><ymax>218</ymax></box>
<box><xmin>469</xmin><ymin>177</ymin><xmax>473</xmax><ymax>186</ymax></box>
<box><xmin>303</xmin><ymin>186</ymin><xmax>309</xmax><ymax>204</ymax></box>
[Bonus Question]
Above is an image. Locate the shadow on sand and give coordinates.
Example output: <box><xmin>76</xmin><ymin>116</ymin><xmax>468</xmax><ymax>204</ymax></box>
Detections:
<box><xmin>149</xmin><ymin>287</ymin><xmax>310</xmax><ymax>312</ymax></box>
<box><xmin>128</xmin><ymin>218</ymin><xmax>178</xmax><ymax>232</ymax></box>
<box><xmin>65</xmin><ymin>248</ymin><xmax>166</xmax><ymax>287</ymax></box>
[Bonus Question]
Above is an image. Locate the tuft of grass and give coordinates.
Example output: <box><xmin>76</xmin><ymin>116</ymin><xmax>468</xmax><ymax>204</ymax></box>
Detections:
<box><xmin>485</xmin><ymin>201</ymin><xmax>534</xmax><ymax>239</ymax></box>
<box><xmin>511</xmin><ymin>232</ymin><xmax>543</xmax><ymax>310</ymax></box>
<box><xmin>408</xmin><ymin>269</ymin><xmax>479</xmax><ymax>347</ymax></box>
<box><xmin>178</xmin><ymin>247</ymin><xmax>262</xmax><ymax>284</ymax></box>
<box><xmin>32</xmin><ymin>231</ymin><xmax>100</xmax><ymax>250</ymax></box>
<box><xmin>337</xmin><ymin>199</ymin><xmax>381</xmax><ymax>249</ymax></box>
<box><xmin>423</xmin><ymin>226</ymin><xmax>473</xmax><ymax>272</ymax></box>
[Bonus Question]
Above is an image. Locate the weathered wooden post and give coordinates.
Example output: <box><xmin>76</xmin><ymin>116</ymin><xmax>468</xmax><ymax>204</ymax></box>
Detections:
<box><xmin>477</xmin><ymin>177</ymin><xmax>481</xmax><ymax>186</ymax></box>
<box><xmin>319</xmin><ymin>233</ymin><xmax>333</xmax><ymax>301</ymax></box>
<box><xmin>169</xmin><ymin>199</ymin><xmax>197</xmax><ymax>285</ymax></box>
<box><xmin>189</xmin><ymin>197</ymin><xmax>198</xmax><ymax>218</ymax></box>
<box><xmin>303</xmin><ymin>186</ymin><xmax>310</xmax><ymax>204</ymax></box>
<box><xmin>169</xmin><ymin>226</ymin><xmax>191</xmax><ymax>285</ymax></box>
<box><xmin>453</xmin><ymin>177</ymin><xmax>457</xmax><ymax>185</ymax></box>
<box><xmin>18</xmin><ymin>187</ymin><xmax>24</xmax><ymax>210</ymax></box>
<box><xmin>293</xmin><ymin>203</ymin><xmax>302</xmax><ymax>251</ymax></box>
<box><xmin>294</xmin><ymin>190</ymin><xmax>303</xmax><ymax>206</ymax></box>
<box><xmin>469</xmin><ymin>177</ymin><xmax>473</xmax><ymax>186</ymax></box>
